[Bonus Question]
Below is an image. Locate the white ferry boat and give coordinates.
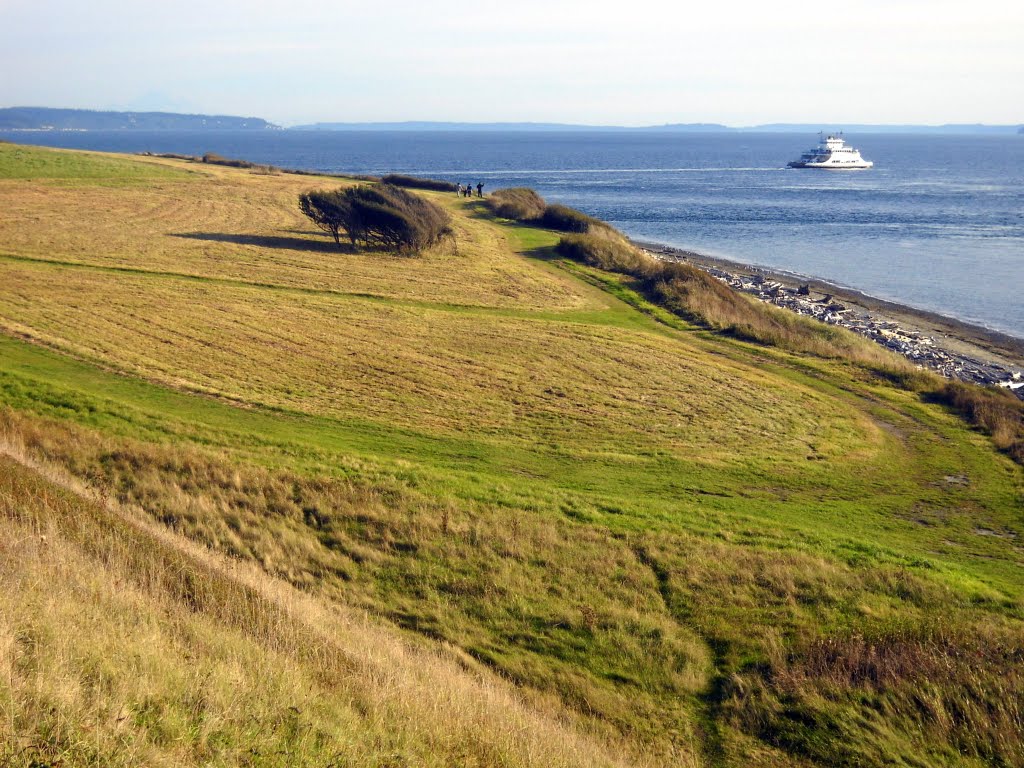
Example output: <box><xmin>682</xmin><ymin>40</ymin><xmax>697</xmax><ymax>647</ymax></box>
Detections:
<box><xmin>787</xmin><ymin>134</ymin><xmax>873</xmax><ymax>169</ymax></box>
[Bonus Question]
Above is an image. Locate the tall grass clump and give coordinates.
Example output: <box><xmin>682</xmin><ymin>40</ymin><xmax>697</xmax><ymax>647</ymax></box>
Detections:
<box><xmin>485</xmin><ymin>187</ymin><xmax>547</xmax><ymax>221</ymax></box>
<box><xmin>721</xmin><ymin>619</ymin><xmax>1024</xmax><ymax>766</ymax></box>
<box><xmin>381</xmin><ymin>173</ymin><xmax>459</xmax><ymax>192</ymax></box>
<box><xmin>931</xmin><ymin>380</ymin><xmax>1024</xmax><ymax>462</ymax></box>
<box><xmin>299</xmin><ymin>183</ymin><xmax>452</xmax><ymax>254</ymax></box>
<box><xmin>487</xmin><ymin>187</ymin><xmax>611</xmax><ymax>235</ymax></box>
<box><xmin>540</xmin><ymin>204</ymin><xmax>606</xmax><ymax>233</ymax></box>
<box><xmin>202</xmin><ymin>152</ymin><xmax>253</xmax><ymax>167</ymax></box>
<box><xmin>201</xmin><ymin>152</ymin><xmax>278</xmax><ymax>173</ymax></box>
<box><xmin>556</xmin><ymin>231</ymin><xmax>653</xmax><ymax>275</ymax></box>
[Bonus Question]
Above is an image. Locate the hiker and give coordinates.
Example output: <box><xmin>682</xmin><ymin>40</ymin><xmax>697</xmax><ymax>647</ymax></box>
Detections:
<box><xmin>476</xmin><ymin>182</ymin><xmax>484</xmax><ymax>198</ymax></box>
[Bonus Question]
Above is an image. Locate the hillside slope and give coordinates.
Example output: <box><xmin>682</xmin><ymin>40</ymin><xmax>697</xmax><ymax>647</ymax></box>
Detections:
<box><xmin>0</xmin><ymin>444</ymin><xmax>625</xmax><ymax>767</ymax></box>
<box><xmin>0</xmin><ymin>107</ymin><xmax>275</xmax><ymax>130</ymax></box>
<box><xmin>0</xmin><ymin>143</ymin><xmax>1021</xmax><ymax>767</ymax></box>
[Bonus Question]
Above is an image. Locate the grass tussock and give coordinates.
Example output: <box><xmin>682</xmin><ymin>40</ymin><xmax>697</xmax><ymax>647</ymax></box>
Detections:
<box><xmin>486</xmin><ymin>187</ymin><xmax>548</xmax><ymax>221</ymax></box>
<box><xmin>556</xmin><ymin>230</ymin><xmax>653</xmax><ymax>274</ymax></box>
<box><xmin>487</xmin><ymin>183</ymin><xmax>920</xmax><ymax>379</ymax></box>
<box><xmin>381</xmin><ymin>173</ymin><xmax>459</xmax><ymax>192</ymax></box>
<box><xmin>487</xmin><ymin>188</ymin><xmax>610</xmax><ymax>235</ymax></box>
<box><xmin>541</xmin><ymin>203</ymin><xmax>607</xmax><ymax>233</ymax></box>
<box><xmin>551</xmin><ymin>212</ymin><xmax>1024</xmax><ymax>464</ymax></box>
<box><xmin>723</xmin><ymin>619</ymin><xmax>1024</xmax><ymax>766</ymax></box>
<box><xmin>4</xmin><ymin>404</ymin><xmax>1023</xmax><ymax>765</ymax></box>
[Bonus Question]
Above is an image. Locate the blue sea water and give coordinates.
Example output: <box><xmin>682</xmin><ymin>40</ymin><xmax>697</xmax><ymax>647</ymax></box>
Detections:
<box><xmin>4</xmin><ymin>129</ymin><xmax>1022</xmax><ymax>339</ymax></box>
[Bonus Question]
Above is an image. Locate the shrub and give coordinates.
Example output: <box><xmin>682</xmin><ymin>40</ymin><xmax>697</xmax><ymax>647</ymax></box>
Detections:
<box><xmin>486</xmin><ymin>188</ymin><xmax>547</xmax><ymax>221</ymax></box>
<box><xmin>555</xmin><ymin>232</ymin><xmax>653</xmax><ymax>275</ymax></box>
<box><xmin>381</xmin><ymin>174</ymin><xmax>458</xmax><ymax>193</ymax></box>
<box><xmin>149</xmin><ymin>152</ymin><xmax>198</xmax><ymax>161</ymax></box>
<box><xmin>284</xmin><ymin>169</ymin><xmax>381</xmax><ymax>181</ymax></box>
<box><xmin>202</xmin><ymin>152</ymin><xmax>254</xmax><ymax>168</ymax></box>
<box><xmin>540</xmin><ymin>204</ymin><xmax>604</xmax><ymax>233</ymax></box>
<box><xmin>202</xmin><ymin>152</ymin><xmax>278</xmax><ymax>174</ymax></box>
<box><xmin>487</xmin><ymin>188</ymin><xmax>608</xmax><ymax>235</ymax></box>
<box><xmin>299</xmin><ymin>184</ymin><xmax>451</xmax><ymax>254</ymax></box>
<box><xmin>931</xmin><ymin>381</ymin><xmax>1024</xmax><ymax>461</ymax></box>
<box><xmin>299</xmin><ymin>189</ymin><xmax>352</xmax><ymax>246</ymax></box>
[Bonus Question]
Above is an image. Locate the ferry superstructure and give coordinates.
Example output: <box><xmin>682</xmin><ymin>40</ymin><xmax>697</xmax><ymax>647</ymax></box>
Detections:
<box><xmin>788</xmin><ymin>134</ymin><xmax>873</xmax><ymax>169</ymax></box>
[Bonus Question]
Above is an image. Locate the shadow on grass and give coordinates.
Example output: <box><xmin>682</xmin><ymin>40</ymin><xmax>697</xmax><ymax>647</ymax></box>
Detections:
<box><xmin>464</xmin><ymin>200</ymin><xmax>497</xmax><ymax>222</ymax></box>
<box><xmin>172</xmin><ymin>231</ymin><xmax>351</xmax><ymax>254</ymax></box>
<box><xmin>522</xmin><ymin>245</ymin><xmax>561</xmax><ymax>262</ymax></box>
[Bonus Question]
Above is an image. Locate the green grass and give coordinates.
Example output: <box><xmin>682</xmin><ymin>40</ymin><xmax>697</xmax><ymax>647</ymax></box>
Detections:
<box><xmin>0</xmin><ymin>452</ymin><xmax>629</xmax><ymax>768</ymax></box>
<box><xmin>0</xmin><ymin>142</ymin><xmax>193</xmax><ymax>183</ymax></box>
<box><xmin>1</xmin><ymin>144</ymin><xmax>1022</xmax><ymax>767</ymax></box>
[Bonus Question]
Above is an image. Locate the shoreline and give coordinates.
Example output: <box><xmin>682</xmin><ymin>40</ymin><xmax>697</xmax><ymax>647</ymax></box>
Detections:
<box><xmin>635</xmin><ymin>240</ymin><xmax>1024</xmax><ymax>393</ymax></box>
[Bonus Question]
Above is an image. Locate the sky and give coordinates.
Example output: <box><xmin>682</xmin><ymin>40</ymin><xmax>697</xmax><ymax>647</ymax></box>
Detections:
<box><xmin>1</xmin><ymin>0</ymin><xmax>1022</xmax><ymax>126</ymax></box>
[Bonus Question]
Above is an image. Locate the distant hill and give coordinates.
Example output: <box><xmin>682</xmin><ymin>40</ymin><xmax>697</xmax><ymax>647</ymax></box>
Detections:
<box><xmin>290</xmin><ymin>120</ymin><xmax>1023</xmax><ymax>134</ymax></box>
<box><xmin>750</xmin><ymin>123</ymin><xmax>1023</xmax><ymax>134</ymax></box>
<box><xmin>290</xmin><ymin>121</ymin><xmax>732</xmax><ymax>132</ymax></box>
<box><xmin>0</xmin><ymin>107</ymin><xmax>277</xmax><ymax>130</ymax></box>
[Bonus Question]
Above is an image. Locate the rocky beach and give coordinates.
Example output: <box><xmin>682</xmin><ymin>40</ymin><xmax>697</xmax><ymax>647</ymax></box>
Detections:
<box><xmin>639</xmin><ymin>242</ymin><xmax>1024</xmax><ymax>398</ymax></box>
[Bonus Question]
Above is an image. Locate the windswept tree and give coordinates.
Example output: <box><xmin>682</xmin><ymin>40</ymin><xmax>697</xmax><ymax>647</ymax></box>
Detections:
<box><xmin>299</xmin><ymin>190</ymin><xmax>352</xmax><ymax>246</ymax></box>
<box><xmin>299</xmin><ymin>184</ymin><xmax>451</xmax><ymax>255</ymax></box>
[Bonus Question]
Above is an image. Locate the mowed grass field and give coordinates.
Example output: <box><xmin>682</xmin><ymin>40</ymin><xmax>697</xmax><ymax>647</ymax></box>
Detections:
<box><xmin>1</xmin><ymin>142</ymin><xmax>1022</xmax><ymax>767</ymax></box>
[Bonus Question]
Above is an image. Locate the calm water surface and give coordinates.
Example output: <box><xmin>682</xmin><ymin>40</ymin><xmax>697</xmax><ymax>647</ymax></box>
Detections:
<box><xmin>5</xmin><ymin>129</ymin><xmax>1022</xmax><ymax>338</ymax></box>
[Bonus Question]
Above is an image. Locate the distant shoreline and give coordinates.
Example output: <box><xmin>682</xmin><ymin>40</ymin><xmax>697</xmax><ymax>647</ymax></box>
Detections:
<box><xmin>288</xmin><ymin>121</ymin><xmax>1023</xmax><ymax>134</ymax></box>
<box><xmin>636</xmin><ymin>240</ymin><xmax>1024</xmax><ymax>386</ymax></box>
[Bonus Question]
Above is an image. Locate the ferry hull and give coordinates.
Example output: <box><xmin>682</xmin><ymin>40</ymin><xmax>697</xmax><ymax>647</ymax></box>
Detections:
<box><xmin>790</xmin><ymin>161</ymin><xmax>873</xmax><ymax>169</ymax></box>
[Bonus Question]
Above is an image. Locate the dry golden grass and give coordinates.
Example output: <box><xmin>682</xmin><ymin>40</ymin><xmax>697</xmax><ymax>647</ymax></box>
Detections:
<box><xmin>0</xmin><ymin>151</ymin><xmax>593</xmax><ymax>312</ymax></box>
<box><xmin>0</xmin><ymin>257</ymin><xmax>875</xmax><ymax>462</ymax></box>
<box><xmin>0</xmin><ymin>144</ymin><xmax>886</xmax><ymax>469</ymax></box>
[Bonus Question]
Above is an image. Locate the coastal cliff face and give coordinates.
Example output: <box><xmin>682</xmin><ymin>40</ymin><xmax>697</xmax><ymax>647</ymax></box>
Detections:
<box><xmin>0</xmin><ymin>106</ymin><xmax>277</xmax><ymax>130</ymax></box>
<box><xmin>0</xmin><ymin>142</ymin><xmax>1022</xmax><ymax>768</ymax></box>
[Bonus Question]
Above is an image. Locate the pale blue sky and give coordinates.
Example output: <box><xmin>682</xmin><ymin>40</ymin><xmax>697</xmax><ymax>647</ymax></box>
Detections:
<box><xmin>2</xmin><ymin>0</ymin><xmax>1021</xmax><ymax>126</ymax></box>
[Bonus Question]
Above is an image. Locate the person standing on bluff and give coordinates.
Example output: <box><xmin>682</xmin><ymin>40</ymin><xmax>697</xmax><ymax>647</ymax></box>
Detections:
<box><xmin>476</xmin><ymin>182</ymin><xmax>484</xmax><ymax>198</ymax></box>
